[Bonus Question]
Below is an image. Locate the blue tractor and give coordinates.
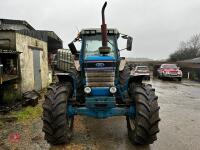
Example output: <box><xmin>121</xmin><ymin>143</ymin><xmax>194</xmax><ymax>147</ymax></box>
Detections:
<box><xmin>42</xmin><ymin>2</ymin><xmax>160</xmax><ymax>145</ymax></box>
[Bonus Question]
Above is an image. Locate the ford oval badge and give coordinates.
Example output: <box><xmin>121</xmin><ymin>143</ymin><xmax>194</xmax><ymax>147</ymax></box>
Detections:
<box><xmin>96</xmin><ymin>63</ymin><xmax>105</xmax><ymax>68</ymax></box>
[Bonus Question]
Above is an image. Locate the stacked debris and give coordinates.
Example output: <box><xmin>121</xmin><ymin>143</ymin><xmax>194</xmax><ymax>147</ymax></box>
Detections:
<box><xmin>0</xmin><ymin>90</ymin><xmax>40</xmax><ymax>114</ymax></box>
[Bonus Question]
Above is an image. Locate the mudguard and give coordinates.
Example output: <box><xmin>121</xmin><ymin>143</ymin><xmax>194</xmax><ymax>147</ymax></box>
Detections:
<box><xmin>128</xmin><ymin>75</ymin><xmax>144</xmax><ymax>85</ymax></box>
<box><xmin>74</xmin><ymin>60</ymin><xmax>80</xmax><ymax>71</ymax></box>
<box><xmin>119</xmin><ymin>58</ymin><xmax>126</xmax><ymax>71</ymax></box>
<box><xmin>55</xmin><ymin>72</ymin><xmax>77</xmax><ymax>96</ymax></box>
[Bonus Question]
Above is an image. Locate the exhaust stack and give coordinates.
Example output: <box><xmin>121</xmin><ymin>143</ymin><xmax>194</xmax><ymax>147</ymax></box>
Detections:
<box><xmin>99</xmin><ymin>1</ymin><xmax>111</xmax><ymax>55</ymax></box>
<box><xmin>101</xmin><ymin>1</ymin><xmax>108</xmax><ymax>47</ymax></box>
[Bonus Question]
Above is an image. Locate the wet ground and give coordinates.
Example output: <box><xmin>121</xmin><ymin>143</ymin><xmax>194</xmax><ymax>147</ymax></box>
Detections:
<box><xmin>0</xmin><ymin>79</ymin><xmax>200</xmax><ymax>150</ymax></box>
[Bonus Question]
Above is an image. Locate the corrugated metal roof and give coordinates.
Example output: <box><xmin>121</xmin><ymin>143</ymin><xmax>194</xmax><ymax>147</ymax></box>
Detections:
<box><xmin>38</xmin><ymin>30</ymin><xmax>62</xmax><ymax>42</ymax></box>
<box><xmin>0</xmin><ymin>18</ymin><xmax>35</xmax><ymax>30</ymax></box>
<box><xmin>0</xmin><ymin>19</ymin><xmax>63</xmax><ymax>49</ymax></box>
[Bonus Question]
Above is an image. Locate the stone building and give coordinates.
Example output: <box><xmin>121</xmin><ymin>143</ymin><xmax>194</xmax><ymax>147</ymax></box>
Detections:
<box><xmin>0</xmin><ymin>19</ymin><xmax>62</xmax><ymax>106</ymax></box>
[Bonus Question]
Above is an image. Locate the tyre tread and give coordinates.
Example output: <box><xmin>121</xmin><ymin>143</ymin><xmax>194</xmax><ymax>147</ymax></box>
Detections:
<box><xmin>127</xmin><ymin>83</ymin><xmax>160</xmax><ymax>145</ymax></box>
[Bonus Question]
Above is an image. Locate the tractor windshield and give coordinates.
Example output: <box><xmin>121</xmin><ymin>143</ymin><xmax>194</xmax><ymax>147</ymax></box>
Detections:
<box><xmin>83</xmin><ymin>35</ymin><xmax>116</xmax><ymax>57</ymax></box>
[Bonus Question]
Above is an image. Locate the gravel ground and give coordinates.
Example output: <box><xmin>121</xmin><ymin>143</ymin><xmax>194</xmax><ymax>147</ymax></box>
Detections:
<box><xmin>0</xmin><ymin>79</ymin><xmax>200</xmax><ymax>150</ymax></box>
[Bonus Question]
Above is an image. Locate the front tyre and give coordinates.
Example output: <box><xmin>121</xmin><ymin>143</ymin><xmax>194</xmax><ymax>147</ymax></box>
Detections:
<box><xmin>158</xmin><ymin>74</ymin><xmax>162</xmax><ymax>80</ymax></box>
<box><xmin>42</xmin><ymin>83</ymin><xmax>74</xmax><ymax>145</ymax></box>
<box><xmin>177</xmin><ymin>77</ymin><xmax>182</xmax><ymax>81</ymax></box>
<box><xmin>127</xmin><ymin>83</ymin><xmax>160</xmax><ymax>145</ymax></box>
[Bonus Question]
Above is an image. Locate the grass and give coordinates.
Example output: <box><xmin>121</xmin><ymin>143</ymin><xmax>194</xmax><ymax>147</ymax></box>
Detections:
<box><xmin>10</xmin><ymin>105</ymin><xmax>43</xmax><ymax>122</ymax></box>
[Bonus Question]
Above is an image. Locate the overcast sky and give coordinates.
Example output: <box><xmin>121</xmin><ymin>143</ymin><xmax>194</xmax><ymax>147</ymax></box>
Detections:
<box><xmin>1</xmin><ymin>0</ymin><xmax>200</xmax><ymax>59</ymax></box>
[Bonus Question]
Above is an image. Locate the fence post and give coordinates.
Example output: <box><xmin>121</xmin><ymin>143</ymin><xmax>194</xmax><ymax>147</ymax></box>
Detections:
<box><xmin>187</xmin><ymin>72</ymin><xmax>190</xmax><ymax>79</ymax></box>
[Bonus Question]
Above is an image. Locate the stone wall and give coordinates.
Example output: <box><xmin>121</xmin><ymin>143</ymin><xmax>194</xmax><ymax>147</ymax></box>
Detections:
<box><xmin>16</xmin><ymin>33</ymin><xmax>49</xmax><ymax>93</ymax></box>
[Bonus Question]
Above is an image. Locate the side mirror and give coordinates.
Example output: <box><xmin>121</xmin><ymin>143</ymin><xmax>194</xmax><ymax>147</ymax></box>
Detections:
<box><xmin>127</xmin><ymin>36</ymin><xmax>133</xmax><ymax>51</ymax></box>
<box><xmin>68</xmin><ymin>42</ymin><xmax>78</xmax><ymax>55</ymax></box>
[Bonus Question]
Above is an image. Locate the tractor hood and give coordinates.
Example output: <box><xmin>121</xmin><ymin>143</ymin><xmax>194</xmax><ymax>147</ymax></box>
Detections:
<box><xmin>84</xmin><ymin>55</ymin><xmax>116</xmax><ymax>72</ymax></box>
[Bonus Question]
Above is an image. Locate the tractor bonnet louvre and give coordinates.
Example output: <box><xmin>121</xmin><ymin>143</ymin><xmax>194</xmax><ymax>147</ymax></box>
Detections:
<box><xmin>85</xmin><ymin>61</ymin><xmax>115</xmax><ymax>87</ymax></box>
<box><xmin>85</xmin><ymin>71</ymin><xmax>115</xmax><ymax>87</ymax></box>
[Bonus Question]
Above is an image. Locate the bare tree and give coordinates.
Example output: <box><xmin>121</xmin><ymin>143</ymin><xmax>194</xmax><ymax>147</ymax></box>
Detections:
<box><xmin>168</xmin><ymin>34</ymin><xmax>200</xmax><ymax>62</ymax></box>
<box><xmin>178</xmin><ymin>41</ymin><xmax>187</xmax><ymax>50</ymax></box>
<box><xmin>188</xmin><ymin>34</ymin><xmax>200</xmax><ymax>51</ymax></box>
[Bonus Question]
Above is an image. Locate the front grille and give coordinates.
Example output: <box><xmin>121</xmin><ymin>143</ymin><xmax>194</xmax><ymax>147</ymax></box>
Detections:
<box><xmin>85</xmin><ymin>61</ymin><xmax>115</xmax><ymax>87</ymax></box>
<box><xmin>170</xmin><ymin>71</ymin><xmax>178</xmax><ymax>75</ymax></box>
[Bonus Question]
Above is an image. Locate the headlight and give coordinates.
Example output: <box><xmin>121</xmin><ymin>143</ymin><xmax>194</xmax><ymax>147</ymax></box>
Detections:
<box><xmin>84</xmin><ymin>87</ymin><xmax>91</xmax><ymax>94</ymax></box>
<box><xmin>166</xmin><ymin>71</ymin><xmax>169</xmax><ymax>74</ymax></box>
<box><xmin>109</xmin><ymin>86</ymin><xmax>117</xmax><ymax>94</ymax></box>
<box><xmin>178</xmin><ymin>71</ymin><xmax>182</xmax><ymax>75</ymax></box>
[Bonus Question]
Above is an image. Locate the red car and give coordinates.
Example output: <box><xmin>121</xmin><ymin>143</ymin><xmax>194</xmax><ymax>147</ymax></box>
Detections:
<box><xmin>157</xmin><ymin>64</ymin><xmax>182</xmax><ymax>81</ymax></box>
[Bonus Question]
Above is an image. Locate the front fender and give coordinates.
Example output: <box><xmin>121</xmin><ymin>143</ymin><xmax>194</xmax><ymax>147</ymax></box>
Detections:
<box><xmin>128</xmin><ymin>75</ymin><xmax>144</xmax><ymax>85</ymax></box>
<box><xmin>55</xmin><ymin>72</ymin><xmax>77</xmax><ymax>96</ymax></box>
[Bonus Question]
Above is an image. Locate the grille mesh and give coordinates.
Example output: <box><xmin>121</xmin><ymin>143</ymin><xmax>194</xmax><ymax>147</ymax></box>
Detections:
<box><xmin>85</xmin><ymin>71</ymin><xmax>115</xmax><ymax>87</ymax></box>
<box><xmin>85</xmin><ymin>61</ymin><xmax>115</xmax><ymax>87</ymax></box>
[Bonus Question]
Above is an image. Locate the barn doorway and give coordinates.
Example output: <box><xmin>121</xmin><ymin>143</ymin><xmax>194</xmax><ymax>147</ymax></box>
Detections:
<box><xmin>32</xmin><ymin>49</ymin><xmax>42</xmax><ymax>91</ymax></box>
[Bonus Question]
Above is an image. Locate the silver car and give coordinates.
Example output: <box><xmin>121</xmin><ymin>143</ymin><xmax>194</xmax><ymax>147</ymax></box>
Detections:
<box><xmin>131</xmin><ymin>66</ymin><xmax>150</xmax><ymax>80</ymax></box>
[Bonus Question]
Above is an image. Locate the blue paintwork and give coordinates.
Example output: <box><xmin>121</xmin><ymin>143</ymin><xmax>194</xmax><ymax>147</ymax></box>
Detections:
<box><xmin>91</xmin><ymin>87</ymin><xmax>110</xmax><ymax>96</ymax></box>
<box><xmin>85</xmin><ymin>96</ymin><xmax>115</xmax><ymax>109</ymax></box>
<box><xmin>68</xmin><ymin>105</ymin><xmax>136</xmax><ymax>119</ymax></box>
<box><xmin>85</xmin><ymin>67</ymin><xmax>114</xmax><ymax>71</ymax></box>
<box><xmin>85</xmin><ymin>55</ymin><xmax>115</xmax><ymax>61</ymax></box>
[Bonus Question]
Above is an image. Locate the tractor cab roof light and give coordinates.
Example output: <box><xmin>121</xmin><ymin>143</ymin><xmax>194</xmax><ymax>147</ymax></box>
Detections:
<box><xmin>85</xmin><ymin>30</ymin><xmax>90</xmax><ymax>34</ymax></box>
<box><xmin>90</xmin><ymin>30</ymin><xmax>96</xmax><ymax>34</ymax></box>
<box><xmin>83</xmin><ymin>30</ymin><xmax>96</xmax><ymax>35</ymax></box>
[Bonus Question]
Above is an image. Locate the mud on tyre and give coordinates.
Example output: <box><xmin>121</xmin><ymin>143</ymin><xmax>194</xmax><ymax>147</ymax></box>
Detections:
<box><xmin>127</xmin><ymin>83</ymin><xmax>160</xmax><ymax>145</ymax></box>
<box><xmin>42</xmin><ymin>82</ymin><xmax>74</xmax><ymax>145</ymax></box>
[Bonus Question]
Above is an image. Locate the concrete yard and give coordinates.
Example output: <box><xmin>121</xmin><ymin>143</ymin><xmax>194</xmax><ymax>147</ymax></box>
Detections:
<box><xmin>0</xmin><ymin>79</ymin><xmax>200</xmax><ymax>150</ymax></box>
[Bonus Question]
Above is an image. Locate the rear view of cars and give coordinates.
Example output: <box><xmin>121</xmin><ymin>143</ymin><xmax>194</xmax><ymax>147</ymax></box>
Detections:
<box><xmin>131</xmin><ymin>65</ymin><xmax>150</xmax><ymax>80</ymax></box>
<box><xmin>157</xmin><ymin>64</ymin><xmax>182</xmax><ymax>81</ymax></box>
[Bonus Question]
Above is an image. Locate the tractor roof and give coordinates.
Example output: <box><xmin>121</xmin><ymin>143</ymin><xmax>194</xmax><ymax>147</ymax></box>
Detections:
<box><xmin>80</xmin><ymin>28</ymin><xmax>119</xmax><ymax>37</ymax></box>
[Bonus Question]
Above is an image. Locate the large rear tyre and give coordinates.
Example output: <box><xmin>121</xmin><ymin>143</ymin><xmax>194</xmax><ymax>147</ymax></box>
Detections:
<box><xmin>42</xmin><ymin>83</ymin><xmax>74</xmax><ymax>145</ymax></box>
<box><xmin>127</xmin><ymin>83</ymin><xmax>160</xmax><ymax>145</ymax></box>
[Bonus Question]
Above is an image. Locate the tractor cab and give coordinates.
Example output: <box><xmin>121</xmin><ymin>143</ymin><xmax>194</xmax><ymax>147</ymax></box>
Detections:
<box><xmin>69</xmin><ymin>28</ymin><xmax>132</xmax><ymax>61</ymax></box>
<box><xmin>68</xmin><ymin>28</ymin><xmax>133</xmax><ymax>102</ymax></box>
<box><xmin>80</xmin><ymin>28</ymin><xmax>119</xmax><ymax>59</ymax></box>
